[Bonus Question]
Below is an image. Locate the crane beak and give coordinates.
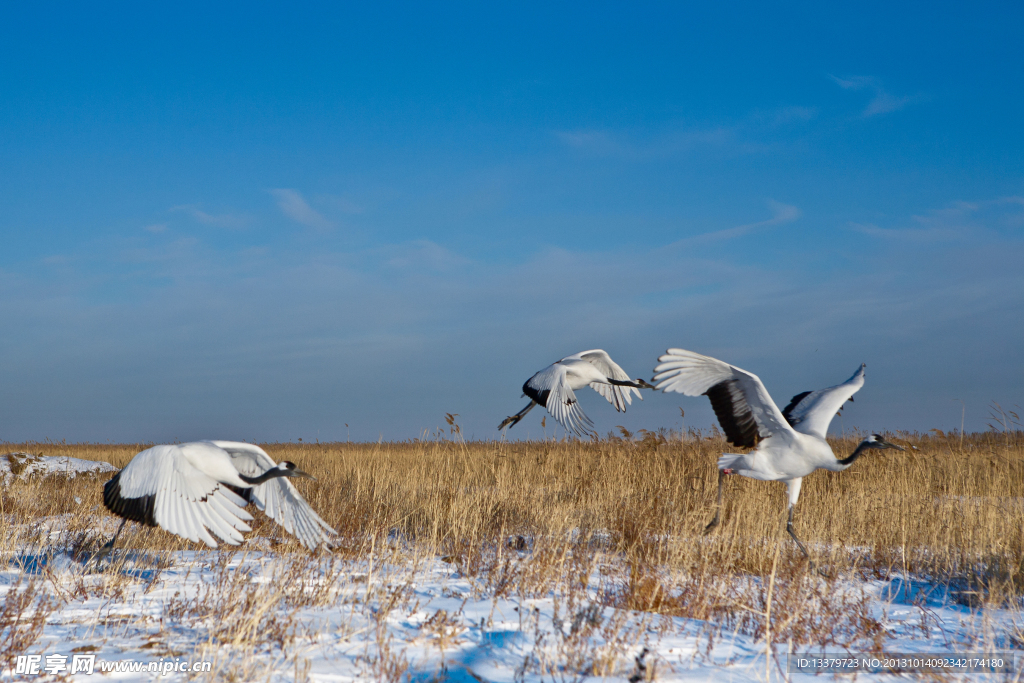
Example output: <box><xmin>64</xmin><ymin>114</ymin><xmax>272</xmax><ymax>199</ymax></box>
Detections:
<box><xmin>291</xmin><ymin>467</ymin><xmax>316</xmax><ymax>480</ymax></box>
<box><xmin>878</xmin><ymin>438</ymin><xmax>905</xmax><ymax>451</ymax></box>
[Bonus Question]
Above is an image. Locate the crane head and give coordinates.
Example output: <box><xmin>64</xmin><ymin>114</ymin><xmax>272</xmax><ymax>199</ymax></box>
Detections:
<box><xmin>864</xmin><ymin>434</ymin><xmax>905</xmax><ymax>451</ymax></box>
<box><xmin>279</xmin><ymin>461</ymin><xmax>316</xmax><ymax>480</ymax></box>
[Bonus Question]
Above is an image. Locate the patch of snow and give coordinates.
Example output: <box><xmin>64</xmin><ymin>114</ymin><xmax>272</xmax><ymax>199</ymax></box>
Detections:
<box><xmin>0</xmin><ymin>518</ymin><xmax>1020</xmax><ymax>681</ymax></box>
<box><xmin>0</xmin><ymin>452</ymin><xmax>117</xmax><ymax>482</ymax></box>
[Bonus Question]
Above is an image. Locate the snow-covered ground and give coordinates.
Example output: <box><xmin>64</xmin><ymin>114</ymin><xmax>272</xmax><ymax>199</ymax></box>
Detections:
<box><xmin>0</xmin><ymin>452</ymin><xmax>117</xmax><ymax>482</ymax></box>
<box><xmin>1</xmin><ymin>524</ymin><xmax>1021</xmax><ymax>682</ymax></box>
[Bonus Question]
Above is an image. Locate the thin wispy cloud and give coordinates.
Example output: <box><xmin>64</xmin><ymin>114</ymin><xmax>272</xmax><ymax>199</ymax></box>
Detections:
<box><xmin>118</xmin><ymin>237</ymin><xmax>201</xmax><ymax>265</ymax></box>
<box><xmin>170</xmin><ymin>205</ymin><xmax>248</xmax><ymax>228</ymax></box>
<box><xmin>318</xmin><ymin>194</ymin><xmax>365</xmax><ymax>215</ymax></box>
<box><xmin>851</xmin><ymin>197</ymin><xmax>1024</xmax><ymax>241</ymax></box>
<box><xmin>556</xmin><ymin>129</ymin><xmax>617</xmax><ymax>151</ymax></box>
<box><xmin>994</xmin><ymin>196</ymin><xmax>1024</xmax><ymax>228</ymax></box>
<box><xmin>381</xmin><ymin>239</ymin><xmax>470</xmax><ymax>272</ymax></box>
<box><xmin>554</xmin><ymin>126</ymin><xmax>737</xmax><ymax>159</ymax></box>
<box><xmin>556</xmin><ymin>105</ymin><xmax>817</xmax><ymax>159</ymax></box>
<box><xmin>830</xmin><ymin>74</ymin><xmax>916</xmax><ymax>117</ymax></box>
<box><xmin>269</xmin><ymin>189</ymin><xmax>334</xmax><ymax>230</ymax></box>
<box><xmin>849</xmin><ymin>222</ymin><xmax>962</xmax><ymax>242</ymax></box>
<box><xmin>756</xmin><ymin>106</ymin><xmax>818</xmax><ymax>126</ymax></box>
<box><xmin>849</xmin><ymin>202</ymin><xmax>974</xmax><ymax>242</ymax></box>
<box><xmin>672</xmin><ymin>200</ymin><xmax>802</xmax><ymax>245</ymax></box>
<box><xmin>143</xmin><ymin>223</ymin><xmax>168</xmax><ymax>234</ymax></box>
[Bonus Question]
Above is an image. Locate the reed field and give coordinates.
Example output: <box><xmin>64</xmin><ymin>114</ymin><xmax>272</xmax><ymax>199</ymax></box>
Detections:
<box><xmin>1</xmin><ymin>428</ymin><xmax>1022</xmax><ymax>680</ymax></box>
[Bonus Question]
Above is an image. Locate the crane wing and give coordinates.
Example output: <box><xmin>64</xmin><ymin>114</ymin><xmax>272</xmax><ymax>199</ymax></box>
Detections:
<box><xmin>780</xmin><ymin>364</ymin><xmax>865</xmax><ymax>439</ymax></box>
<box><xmin>526</xmin><ymin>365</ymin><xmax>596</xmax><ymax>437</ymax></box>
<box><xmin>107</xmin><ymin>443</ymin><xmax>253</xmax><ymax>548</ymax></box>
<box><xmin>653</xmin><ymin>348</ymin><xmax>792</xmax><ymax>447</ymax></box>
<box><xmin>573</xmin><ymin>349</ymin><xmax>643</xmax><ymax>412</ymax></box>
<box><xmin>209</xmin><ymin>441</ymin><xmax>338</xmax><ymax>551</ymax></box>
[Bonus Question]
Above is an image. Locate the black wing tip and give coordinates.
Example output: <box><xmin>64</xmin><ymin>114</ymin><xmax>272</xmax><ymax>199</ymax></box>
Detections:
<box><xmin>781</xmin><ymin>391</ymin><xmax>813</xmax><ymax>426</ymax></box>
<box><xmin>704</xmin><ymin>379</ymin><xmax>761</xmax><ymax>448</ymax></box>
<box><xmin>103</xmin><ymin>471</ymin><xmax>158</xmax><ymax>527</ymax></box>
<box><xmin>523</xmin><ymin>385</ymin><xmax>550</xmax><ymax>406</ymax></box>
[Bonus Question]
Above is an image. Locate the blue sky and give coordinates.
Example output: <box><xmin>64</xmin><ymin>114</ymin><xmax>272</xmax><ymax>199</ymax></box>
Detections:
<box><xmin>1</xmin><ymin>2</ymin><xmax>1022</xmax><ymax>442</ymax></box>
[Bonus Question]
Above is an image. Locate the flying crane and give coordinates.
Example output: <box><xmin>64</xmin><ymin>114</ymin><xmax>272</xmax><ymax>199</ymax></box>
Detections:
<box><xmin>499</xmin><ymin>349</ymin><xmax>653</xmax><ymax>438</ymax></box>
<box><xmin>653</xmin><ymin>348</ymin><xmax>903</xmax><ymax>563</ymax></box>
<box><xmin>102</xmin><ymin>440</ymin><xmax>337</xmax><ymax>551</ymax></box>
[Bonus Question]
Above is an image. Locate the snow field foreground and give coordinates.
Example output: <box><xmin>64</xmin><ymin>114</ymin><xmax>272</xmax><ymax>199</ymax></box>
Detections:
<box><xmin>1</xmin><ymin>434</ymin><xmax>1023</xmax><ymax>681</ymax></box>
<box><xmin>1</xmin><ymin>520</ymin><xmax>1021</xmax><ymax>682</ymax></box>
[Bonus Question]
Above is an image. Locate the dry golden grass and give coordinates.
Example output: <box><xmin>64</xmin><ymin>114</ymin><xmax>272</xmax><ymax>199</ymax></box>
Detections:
<box><xmin>4</xmin><ymin>430</ymin><xmax>1022</xmax><ymax>587</ymax></box>
<box><xmin>1</xmin><ymin>428</ymin><xmax>1022</xmax><ymax>676</ymax></box>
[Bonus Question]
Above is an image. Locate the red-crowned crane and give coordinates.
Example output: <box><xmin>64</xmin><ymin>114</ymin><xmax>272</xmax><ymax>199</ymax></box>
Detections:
<box><xmin>499</xmin><ymin>349</ymin><xmax>653</xmax><ymax>438</ymax></box>
<box><xmin>102</xmin><ymin>440</ymin><xmax>337</xmax><ymax>551</ymax></box>
<box><xmin>653</xmin><ymin>349</ymin><xmax>902</xmax><ymax>563</ymax></box>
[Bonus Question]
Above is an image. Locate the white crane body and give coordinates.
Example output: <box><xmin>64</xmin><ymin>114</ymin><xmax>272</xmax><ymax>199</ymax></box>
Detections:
<box><xmin>500</xmin><ymin>349</ymin><xmax>651</xmax><ymax>437</ymax></box>
<box><xmin>653</xmin><ymin>348</ymin><xmax>899</xmax><ymax>563</ymax></box>
<box><xmin>103</xmin><ymin>441</ymin><xmax>337</xmax><ymax>551</ymax></box>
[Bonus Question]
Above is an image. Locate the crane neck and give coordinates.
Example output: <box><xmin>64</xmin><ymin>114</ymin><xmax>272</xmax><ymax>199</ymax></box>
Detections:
<box><xmin>239</xmin><ymin>467</ymin><xmax>291</xmax><ymax>486</ymax></box>
<box><xmin>836</xmin><ymin>440</ymin><xmax>872</xmax><ymax>468</ymax></box>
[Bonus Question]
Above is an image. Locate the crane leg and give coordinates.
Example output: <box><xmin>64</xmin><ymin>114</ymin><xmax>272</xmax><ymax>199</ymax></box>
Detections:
<box><xmin>606</xmin><ymin>378</ymin><xmax>656</xmax><ymax>390</ymax></box>
<box><xmin>703</xmin><ymin>469</ymin><xmax>725</xmax><ymax>534</ymax></box>
<box><xmin>785</xmin><ymin>506</ymin><xmax>816</xmax><ymax>571</ymax></box>
<box><xmin>86</xmin><ymin>517</ymin><xmax>127</xmax><ymax>568</ymax></box>
<box><xmin>498</xmin><ymin>401</ymin><xmax>536</xmax><ymax>431</ymax></box>
<box><xmin>101</xmin><ymin>518</ymin><xmax>128</xmax><ymax>553</ymax></box>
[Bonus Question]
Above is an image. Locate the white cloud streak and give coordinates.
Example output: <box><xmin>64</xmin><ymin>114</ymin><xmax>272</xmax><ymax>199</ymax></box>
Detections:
<box><xmin>554</xmin><ymin>125</ymin><xmax>751</xmax><ymax>159</ymax></box>
<box><xmin>268</xmin><ymin>189</ymin><xmax>334</xmax><ymax>230</ymax></box>
<box><xmin>671</xmin><ymin>200</ymin><xmax>802</xmax><ymax>245</ymax></box>
<box><xmin>170</xmin><ymin>205</ymin><xmax>248</xmax><ymax>228</ymax></box>
<box><xmin>849</xmin><ymin>222</ymin><xmax>962</xmax><ymax>242</ymax></box>
<box><xmin>851</xmin><ymin>197</ymin><xmax>1024</xmax><ymax>241</ymax></box>
<box><xmin>554</xmin><ymin>105</ymin><xmax>817</xmax><ymax>160</ymax></box>
<box><xmin>829</xmin><ymin>74</ymin><xmax>917</xmax><ymax>117</ymax></box>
